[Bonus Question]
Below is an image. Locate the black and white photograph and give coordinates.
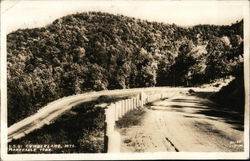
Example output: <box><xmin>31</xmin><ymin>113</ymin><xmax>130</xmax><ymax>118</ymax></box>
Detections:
<box><xmin>1</xmin><ymin>0</ymin><xmax>249</xmax><ymax>160</ymax></box>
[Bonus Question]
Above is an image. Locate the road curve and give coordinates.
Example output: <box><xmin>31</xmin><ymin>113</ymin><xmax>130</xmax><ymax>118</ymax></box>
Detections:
<box><xmin>9</xmin><ymin>87</ymin><xmax>215</xmax><ymax>142</ymax></box>
<box><xmin>8</xmin><ymin>88</ymin><xmax>137</xmax><ymax>142</ymax></box>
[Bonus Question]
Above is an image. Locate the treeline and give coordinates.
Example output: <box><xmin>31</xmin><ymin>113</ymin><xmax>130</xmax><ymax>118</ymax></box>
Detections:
<box><xmin>7</xmin><ymin>12</ymin><xmax>243</xmax><ymax>126</ymax></box>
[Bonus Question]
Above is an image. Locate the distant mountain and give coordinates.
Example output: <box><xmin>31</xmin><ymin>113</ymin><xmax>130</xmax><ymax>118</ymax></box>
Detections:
<box><xmin>7</xmin><ymin>12</ymin><xmax>243</xmax><ymax>126</ymax></box>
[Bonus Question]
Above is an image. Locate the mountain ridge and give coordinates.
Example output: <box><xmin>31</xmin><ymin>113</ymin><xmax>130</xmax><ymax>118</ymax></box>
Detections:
<box><xmin>7</xmin><ymin>11</ymin><xmax>244</xmax><ymax>126</ymax></box>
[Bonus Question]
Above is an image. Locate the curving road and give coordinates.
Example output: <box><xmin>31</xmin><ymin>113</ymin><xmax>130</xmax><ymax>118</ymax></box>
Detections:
<box><xmin>8</xmin><ymin>88</ymin><xmax>139</xmax><ymax>142</ymax></box>
<box><xmin>9</xmin><ymin>87</ymin><xmax>210</xmax><ymax>142</ymax></box>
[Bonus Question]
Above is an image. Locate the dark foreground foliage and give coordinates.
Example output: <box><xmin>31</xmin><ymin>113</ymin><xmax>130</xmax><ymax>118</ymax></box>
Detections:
<box><xmin>8</xmin><ymin>95</ymin><xmax>128</xmax><ymax>153</ymax></box>
<box><xmin>7</xmin><ymin>12</ymin><xmax>244</xmax><ymax>126</ymax></box>
<box><xmin>211</xmin><ymin>73</ymin><xmax>245</xmax><ymax>113</ymax></box>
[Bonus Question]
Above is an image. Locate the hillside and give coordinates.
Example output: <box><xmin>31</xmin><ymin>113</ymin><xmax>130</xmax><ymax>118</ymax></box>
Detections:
<box><xmin>7</xmin><ymin>12</ymin><xmax>244</xmax><ymax>126</ymax></box>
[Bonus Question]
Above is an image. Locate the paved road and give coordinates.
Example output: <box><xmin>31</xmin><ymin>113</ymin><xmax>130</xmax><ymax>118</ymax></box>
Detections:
<box><xmin>119</xmin><ymin>90</ymin><xmax>244</xmax><ymax>152</ymax></box>
<box><xmin>9</xmin><ymin>87</ymin><xmax>208</xmax><ymax>142</ymax></box>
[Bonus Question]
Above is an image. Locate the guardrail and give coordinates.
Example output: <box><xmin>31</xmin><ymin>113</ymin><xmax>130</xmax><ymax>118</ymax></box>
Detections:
<box><xmin>8</xmin><ymin>87</ymin><xmax>183</xmax><ymax>148</ymax></box>
<box><xmin>9</xmin><ymin>87</ymin><xmax>195</xmax><ymax>142</ymax></box>
<box><xmin>104</xmin><ymin>91</ymin><xmax>166</xmax><ymax>153</ymax></box>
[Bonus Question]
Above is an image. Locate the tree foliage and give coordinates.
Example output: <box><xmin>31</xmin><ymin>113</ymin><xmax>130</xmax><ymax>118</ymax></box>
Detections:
<box><xmin>7</xmin><ymin>12</ymin><xmax>243</xmax><ymax>125</ymax></box>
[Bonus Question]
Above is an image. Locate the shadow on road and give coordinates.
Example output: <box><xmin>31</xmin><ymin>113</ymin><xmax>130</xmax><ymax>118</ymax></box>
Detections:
<box><xmin>193</xmin><ymin>91</ymin><xmax>215</xmax><ymax>99</ymax></box>
<box><xmin>150</xmin><ymin>92</ymin><xmax>244</xmax><ymax>131</ymax></box>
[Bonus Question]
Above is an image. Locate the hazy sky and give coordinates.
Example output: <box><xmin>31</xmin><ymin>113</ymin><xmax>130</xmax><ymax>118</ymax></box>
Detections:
<box><xmin>2</xmin><ymin>0</ymin><xmax>247</xmax><ymax>33</ymax></box>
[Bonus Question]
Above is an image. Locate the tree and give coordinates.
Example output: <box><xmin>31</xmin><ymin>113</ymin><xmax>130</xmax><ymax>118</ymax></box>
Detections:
<box><xmin>205</xmin><ymin>37</ymin><xmax>232</xmax><ymax>81</ymax></box>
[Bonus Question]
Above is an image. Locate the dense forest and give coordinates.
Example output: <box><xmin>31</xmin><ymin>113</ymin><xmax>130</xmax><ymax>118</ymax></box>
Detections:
<box><xmin>7</xmin><ymin>12</ymin><xmax>244</xmax><ymax>126</ymax></box>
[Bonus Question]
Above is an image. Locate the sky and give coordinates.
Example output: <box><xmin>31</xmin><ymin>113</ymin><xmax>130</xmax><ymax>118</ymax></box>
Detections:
<box><xmin>1</xmin><ymin>0</ymin><xmax>247</xmax><ymax>34</ymax></box>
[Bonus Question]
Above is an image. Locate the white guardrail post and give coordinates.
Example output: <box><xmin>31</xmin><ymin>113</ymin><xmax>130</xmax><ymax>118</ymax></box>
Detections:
<box><xmin>129</xmin><ymin>99</ymin><xmax>132</xmax><ymax>111</ymax></box>
<box><xmin>119</xmin><ymin>101</ymin><xmax>122</xmax><ymax>118</ymax></box>
<box><xmin>140</xmin><ymin>91</ymin><xmax>144</xmax><ymax>107</ymax></box>
<box><xmin>115</xmin><ymin>102</ymin><xmax>119</xmax><ymax>121</ymax></box>
<box><xmin>105</xmin><ymin>104</ymin><xmax>120</xmax><ymax>153</ymax></box>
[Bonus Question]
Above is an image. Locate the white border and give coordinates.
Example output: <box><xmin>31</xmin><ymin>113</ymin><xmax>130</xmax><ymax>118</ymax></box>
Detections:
<box><xmin>243</xmin><ymin>0</ymin><xmax>250</xmax><ymax>157</ymax></box>
<box><xmin>1</xmin><ymin>0</ymin><xmax>249</xmax><ymax>160</ymax></box>
<box><xmin>1</xmin><ymin>0</ymin><xmax>8</xmax><ymax>160</ymax></box>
